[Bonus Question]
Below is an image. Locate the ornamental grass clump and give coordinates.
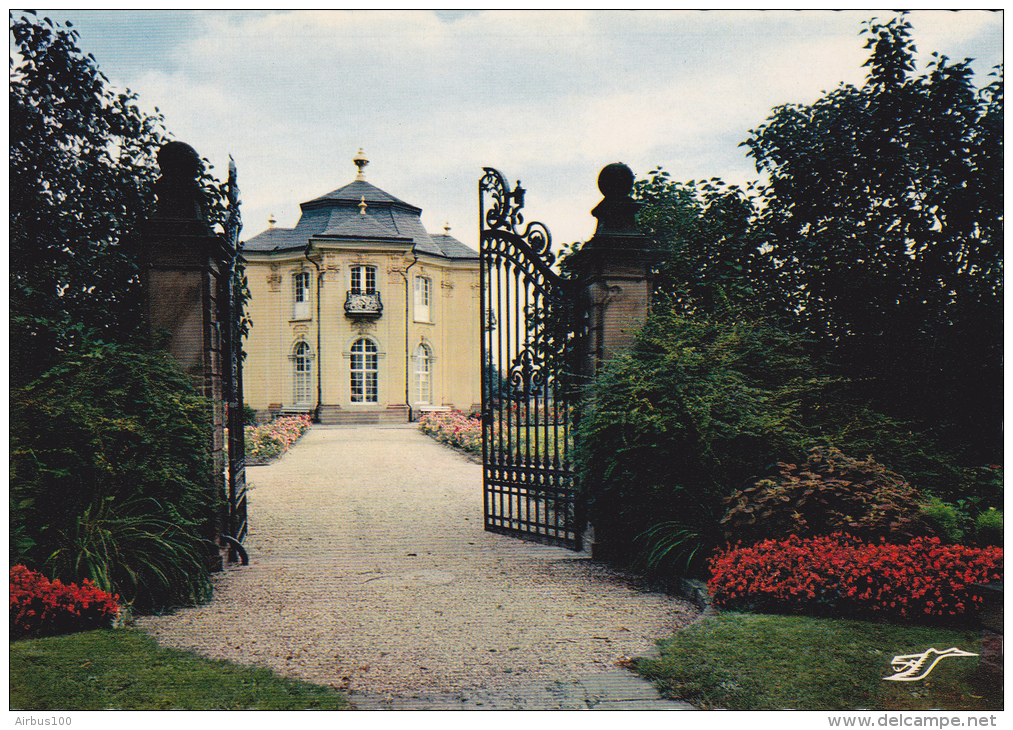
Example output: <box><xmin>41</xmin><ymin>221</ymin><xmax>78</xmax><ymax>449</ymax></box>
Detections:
<box><xmin>708</xmin><ymin>533</ymin><xmax>1003</xmax><ymax>624</ymax></box>
<box><xmin>10</xmin><ymin>565</ymin><xmax>120</xmax><ymax>640</ymax></box>
<box><xmin>418</xmin><ymin>410</ymin><xmax>482</xmax><ymax>454</ymax></box>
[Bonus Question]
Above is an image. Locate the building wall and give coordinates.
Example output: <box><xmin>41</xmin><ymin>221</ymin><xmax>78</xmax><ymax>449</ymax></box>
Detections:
<box><xmin>242</xmin><ymin>246</ymin><xmax>480</xmax><ymax>422</ymax></box>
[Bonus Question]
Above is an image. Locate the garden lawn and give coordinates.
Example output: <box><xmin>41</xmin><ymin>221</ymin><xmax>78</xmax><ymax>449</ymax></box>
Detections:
<box><xmin>10</xmin><ymin>629</ymin><xmax>348</xmax><ymax>710</ymax></box>
<box><xmin>633</xmin><ymin>612</ymin><xmax>999</xmax><ymax>711</ymax></box>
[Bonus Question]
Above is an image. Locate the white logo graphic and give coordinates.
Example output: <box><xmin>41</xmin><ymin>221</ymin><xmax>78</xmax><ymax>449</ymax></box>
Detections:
<box><xmin>883</xmin><ymin>647</ymin><xmax>979</xmax><ymax>681</ymax></box>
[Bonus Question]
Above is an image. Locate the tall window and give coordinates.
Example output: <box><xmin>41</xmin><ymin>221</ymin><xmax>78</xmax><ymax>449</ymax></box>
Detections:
<box><xmin>350</xmin><ymin>265</ymin><xmax>376</xmax><ymax>294</ymax></box>
<box><xmin>413</xmin><ymin>343</ymin><xmax>432</xmax><ymax>404</ymax></box>
<box><xmin>350</xmin><ymin>338</ymin><xmax>378</xmax><ymax>403</ymax></box>
<box><xmin>293</xmin><ymin>271</ymin><xmax>311</xmax><ymax>319</ymax></box>
<box><xmin>414</xmin><ymin>275</ymin><xmax>431</xmax><ymax>322</ymax></box>
<box><xmin>293</xmin><ymin>341</ymin><xmax>312</xmax><ymax>405</ymax></box>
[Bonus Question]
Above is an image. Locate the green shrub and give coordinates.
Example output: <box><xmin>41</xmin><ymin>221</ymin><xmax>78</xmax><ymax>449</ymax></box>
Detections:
<box><xmin>721</xmin><ymin>446</ymin><xmax>933</xmax><ymax>545</ymax></box>
<box><xmin>919</xmin><ymin>496</ymin><xmax>968</xmax><ymax>544</ymax></box>
<box><xmin>11</xmin><ymin>339</ymin><xmax>218</xmax><ymax>613</ymax></box>
<box><xmin>576</xmin><ymin>308</ymin><xmax>825</xmax><ymax>575</ymax></box>
<box><xmin>974</xmin><ymin>508</ymin><xmax>1003</xmax><ymax>547</ymax></box>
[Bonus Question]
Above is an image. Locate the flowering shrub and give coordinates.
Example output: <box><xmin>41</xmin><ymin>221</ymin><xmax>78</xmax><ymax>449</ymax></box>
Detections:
<box><xmin>245</xmin><ymin>415</ymin><xmax>311</xmax><ymax>463</ymax></box>
<box><xmin>708</xmin><ymin>533</ymin><xmax>1003</xmax><ymax>623</ymax></box>
<box><xmin>10</xmin><ymin>565</ymin><xmax>119</xmax><ymax>639</ymax></box>
<box><xmin>418</xmin><ymin>410</ymin><xmax>482</xmax><ymax>454</ymax></box>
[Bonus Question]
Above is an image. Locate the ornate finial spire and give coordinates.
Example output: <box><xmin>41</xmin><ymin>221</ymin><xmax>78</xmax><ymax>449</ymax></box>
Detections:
<box><xmin>444</xmin><ymin>221</ymin><xmax>451</xmax><ymax>233</ymax></box>
<box><xmin>268</xmin><ymin>214</ymin><xmax>276</xmax><ymax>228</ymax></box>
<box><xmin>353</xmin><ymin>147</ymin><xmax>369</xmax><ymax>181</ymax></box>
<box><xmin>359</xmin><ymin>196</ymin><xmax>368</xmax><ymax>215</ymax></box>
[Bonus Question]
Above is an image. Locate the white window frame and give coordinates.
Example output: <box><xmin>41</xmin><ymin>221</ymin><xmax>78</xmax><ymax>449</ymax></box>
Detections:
<box><xmin>414</xmin><ymin>275</ymin><xmax>432</xmax><ymax>323</ymax></box>
<box><xmin>413</xmin><ymin>342</ymin><xmax>432</xmax><ymax>405</ymax></box>
<box><xmin>350</xmin><ymin>265</ymin><xmax>377</xmax><ymax>295</ymax></box>
<box><xmin>293</xmin><ymin>271</ymin><xmax>311</xmax><ymax>320</ymax></box>
<box><xmin>349</xmin><ymin>338</ymin><xmax>379</xmax><ymax>404</ymax></box>
<box><xmin>293</xmin><ymin>341</ymin><xmax>313</xmax><ymax>405</ymax></box>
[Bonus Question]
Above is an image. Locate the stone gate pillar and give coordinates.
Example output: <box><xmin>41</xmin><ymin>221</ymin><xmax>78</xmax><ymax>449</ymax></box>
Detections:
<box><xmin>567</xmin><ymin>162</ymin><xmax>658</xmax><ymax>562</ymax></box>
<box><xmin>568</xmin><ymin>162</ymin><xmax>656</xmax><ymax>378</ymax></box>
<box><xmin>138</xmin><ymin>141</ymin><xmax>232</xmax><ymax>570</ymax></box>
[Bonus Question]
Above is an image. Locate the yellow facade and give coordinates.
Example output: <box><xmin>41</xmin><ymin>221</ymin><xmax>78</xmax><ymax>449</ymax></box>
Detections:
<box><xmin>241</xmin><ymin>154</ymin><xmax>481</xmax><ymax>424</ymax></box>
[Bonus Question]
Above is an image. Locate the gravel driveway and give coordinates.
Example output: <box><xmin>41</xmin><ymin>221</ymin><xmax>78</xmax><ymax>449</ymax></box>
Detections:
<box><xmin>137</xmin><ymin>425</ymin><xmax>699</xmax><ymax>709</ymax></box>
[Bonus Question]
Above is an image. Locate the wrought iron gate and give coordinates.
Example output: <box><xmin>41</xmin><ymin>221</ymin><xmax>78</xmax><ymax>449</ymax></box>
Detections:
<box><xmin>479</xmin><ymin>168</ymin><xmax>587</xmax><ymax>551</ymax></box>
<box><xmin>220</xmin><ymin>159</ymin><xmax>248</xmax><ymax>562</ymax></box>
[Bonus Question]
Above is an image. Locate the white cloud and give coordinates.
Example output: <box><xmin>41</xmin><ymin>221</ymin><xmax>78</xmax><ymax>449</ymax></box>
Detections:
<box><xmin>36</xmin><ymin>8</ymin><xmax>1002</xmax><ymax>250</ymax></box>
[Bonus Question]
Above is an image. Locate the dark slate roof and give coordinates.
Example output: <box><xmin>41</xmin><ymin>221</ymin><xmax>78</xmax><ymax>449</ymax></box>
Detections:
<box><xmin>304</xmin><ymin>180</ymin><xmax>419</xmax><ymax>213</ymax></box>
<box><xmin>242</xmin><ymin>178</ymin><xmax>477</xmax><ymax>261</ymax></box>
<box><xmin>430</xmin><ymin>233</ymin><xmax>478</xmax><ymax>260</ymax></box>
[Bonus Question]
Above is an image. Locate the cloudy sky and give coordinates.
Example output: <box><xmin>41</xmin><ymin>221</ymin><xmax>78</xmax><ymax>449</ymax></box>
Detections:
<box><xmin>25</xmin><ymin>9</ymin><xmax>1003</xmax><ymax>252</ymax></box>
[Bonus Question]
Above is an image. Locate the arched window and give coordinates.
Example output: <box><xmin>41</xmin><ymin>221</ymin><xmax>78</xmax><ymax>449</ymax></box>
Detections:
<box><xmin>413</xmin><ymin>343</ymin><xmax>432</xmax><ymax>404</ymax></box>
<box><xmin>350</xmin><ymin>338</ymin><xmax>378</xmax><ymax>403</ymax></box>
<box><xmin>293</xmin><ymin>341</ymin><xmax>313</xmax><ymax>405</ymax></box>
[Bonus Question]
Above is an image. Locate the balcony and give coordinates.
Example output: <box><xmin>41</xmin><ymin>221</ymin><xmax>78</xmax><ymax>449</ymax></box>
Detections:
<box><xmin>345</xmin><ymin>290</ymin><xmax>383</xmax><ymax>318</ymax></box>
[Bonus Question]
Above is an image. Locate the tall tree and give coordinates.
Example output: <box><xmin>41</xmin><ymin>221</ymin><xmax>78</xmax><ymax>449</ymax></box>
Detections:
<box><xmin>10</xmin><ymin>12</ymin><xmax>167</xmax><ymax>385</ymax></box>
<box><xmin>742</xmin><ymin>14</ymin><xmax>1003</xmax><ymax>464</ymax></box>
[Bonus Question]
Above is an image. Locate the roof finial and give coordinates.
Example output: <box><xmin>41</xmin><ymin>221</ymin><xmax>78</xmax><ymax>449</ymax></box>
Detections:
<box><xmin>353</xmin><ymin>147</ymin><xmax>369</xmax><ymax>181</ymax></box>
<box><xmin>268</xmin><ymin>213</ymin><xmax>276</xmax><ymax>228</ymax></box>
<box><xmin>359</xmin><ymin>196</ymin><xmax>368</xmax><ymax>215</ymax></box>
<box><xmin>444</xmin><ymin>221</ymin><xmax>451</xmax><ymax>234</ymax></box>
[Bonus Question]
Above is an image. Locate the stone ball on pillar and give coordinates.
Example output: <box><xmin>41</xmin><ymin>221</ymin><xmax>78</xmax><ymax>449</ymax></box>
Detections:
<box><xmin>591</xmin><ymin>162</ymin><xmax>640</xmax><ymax>238</ymax></box>
<box><xmin>157</xmin><ymin>141</ymin><xmax>203</xmax><ymax>181</ymax></box>
<box><xmin>153</xmin><ymin>141</ymin><xmax>206</xmax><ymax>223</ymax></box>
<box><xmin>597</xmin><ymin>162</ymin><xmax>635</xmax><ymax>200</ymax></box>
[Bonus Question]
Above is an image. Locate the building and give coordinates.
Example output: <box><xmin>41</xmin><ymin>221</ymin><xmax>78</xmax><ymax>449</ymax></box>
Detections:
<box><xmin>241</xmin><ymin>150</ymin><xmax>481</xmax><ymax>424</ymax></box>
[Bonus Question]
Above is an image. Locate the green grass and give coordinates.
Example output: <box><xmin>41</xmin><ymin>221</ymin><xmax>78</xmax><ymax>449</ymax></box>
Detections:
<box><xmin>10</xmin><ymin>629</ymin><xmax>349</xmax><ymax>710</ymax></box>
<box><xmin>633</xmin><ymin>612</ymin><xmax>1000</xmax><ymax>711</ymax></box>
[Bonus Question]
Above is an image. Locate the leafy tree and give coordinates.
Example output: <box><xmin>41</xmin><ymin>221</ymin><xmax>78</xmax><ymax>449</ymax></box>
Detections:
<box><xmin>10</xmin><ymin>11</ymin><xmax>167</xmax><ymax>386</ymax></box>
<box><xmin>634</xmin><ymin>171</ymin><xmax>771</xmax><ymax>317</ymax></box>
<box><xmin>741</xmin><ymin>14</ymin><xmax>1003</xmax><ymax>464</ymax></box>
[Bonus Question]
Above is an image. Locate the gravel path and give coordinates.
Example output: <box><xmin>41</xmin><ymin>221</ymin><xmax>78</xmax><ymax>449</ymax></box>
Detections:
<box><xmin>137</xmin><ymin>425</ymin><xmax>699</xmax><ymax>709</ymax></box>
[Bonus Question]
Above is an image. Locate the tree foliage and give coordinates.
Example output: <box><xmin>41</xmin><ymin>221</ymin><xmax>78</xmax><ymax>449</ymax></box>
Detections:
<box><xmin>10</xmin><ymin>11</ymin><xmax>170</xmax><ymax>386</ymax></box>
<box><xmin>741</xmin><ymin>14</ymin><xmax>1003</xmax><ymax>464</ymax></box>
<box><xmin>634</xmin><ymin>171</ymin><xmax>769</xmax><ymax>317</ymax></box>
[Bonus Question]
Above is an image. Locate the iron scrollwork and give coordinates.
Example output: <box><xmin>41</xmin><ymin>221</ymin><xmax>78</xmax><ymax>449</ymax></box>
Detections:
<box><xmin>480</xmin><ymin>167</ymin><xmax>554</xmax><ymax>265</ymax></box>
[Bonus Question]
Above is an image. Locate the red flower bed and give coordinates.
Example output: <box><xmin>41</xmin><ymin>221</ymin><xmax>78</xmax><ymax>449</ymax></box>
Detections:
<box><xmin>708</xmin><ymin>533</ymin><xmax>1002</xmax><ymax>623</ymax></box>
<box><xmin>10</xmin><ymin>565</ymin><xmax>120</xmax><ymax>639</ymax></box>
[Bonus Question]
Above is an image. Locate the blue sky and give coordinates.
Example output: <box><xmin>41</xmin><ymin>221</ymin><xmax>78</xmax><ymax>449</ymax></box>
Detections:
<box><xmin>23</xmin><ymin>9</ymin><xmax>1003</xmax><ymax>252</ymax></box>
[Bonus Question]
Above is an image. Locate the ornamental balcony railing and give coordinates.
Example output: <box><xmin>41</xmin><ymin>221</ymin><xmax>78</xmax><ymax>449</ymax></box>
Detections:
<box><xmin>345</xmin><ymin>290</ymin><xmax>383</xmax><ymax>318</ymax></box>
